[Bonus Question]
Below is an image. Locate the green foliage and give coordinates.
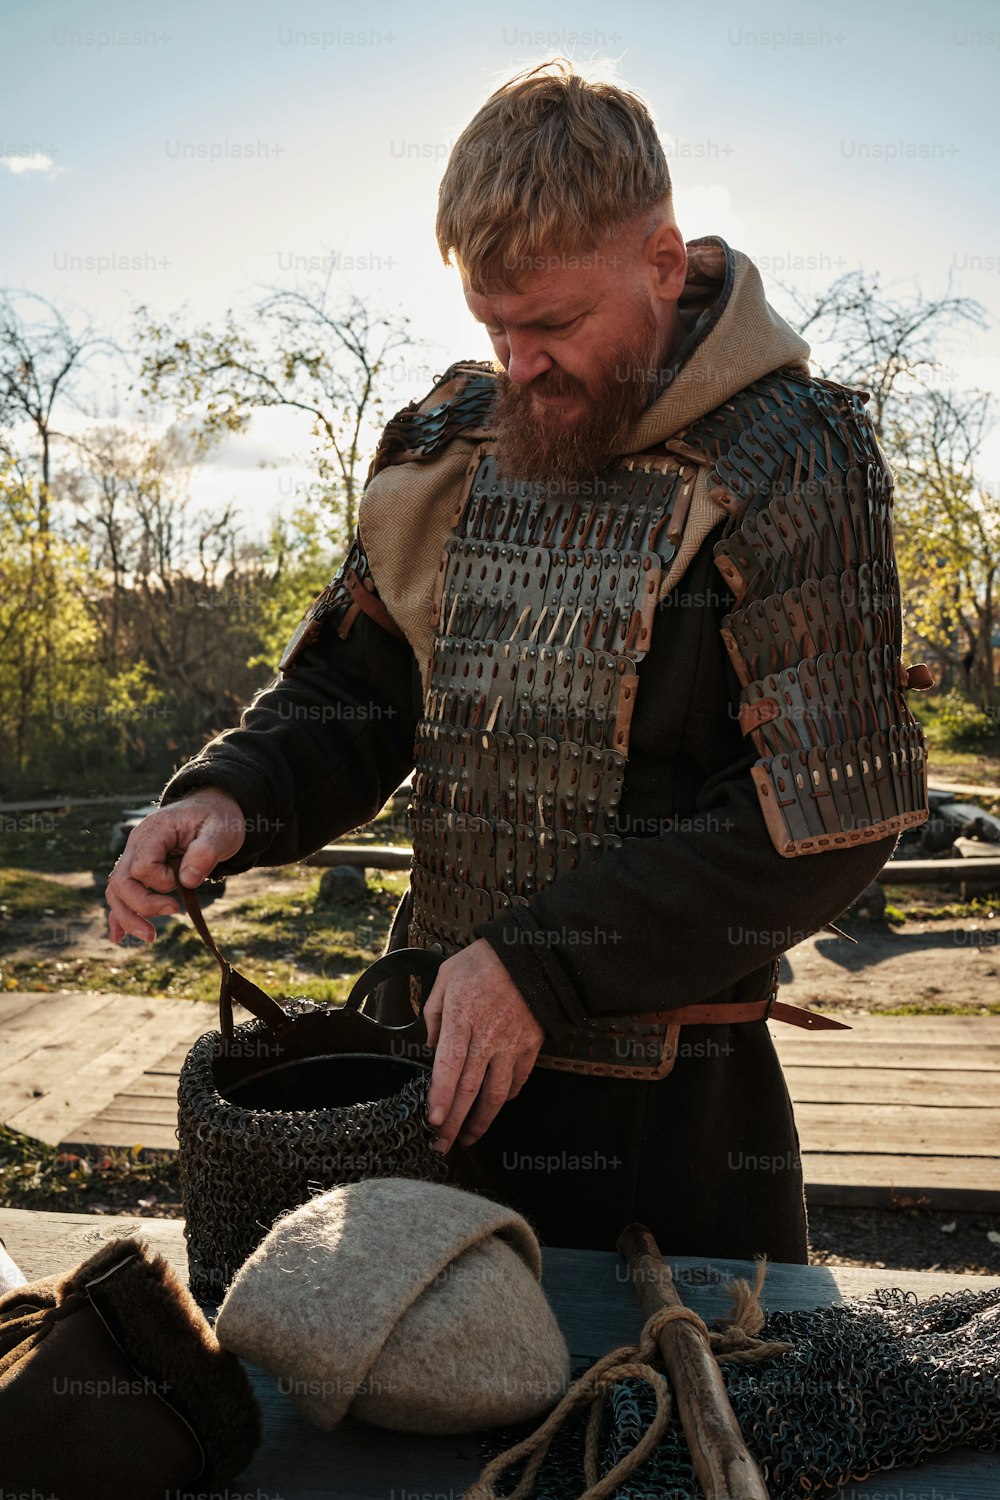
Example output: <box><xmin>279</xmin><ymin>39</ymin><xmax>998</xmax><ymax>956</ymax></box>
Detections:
<box><xmin>880</xmin><ymin>1002</ymin><xmax>1000</xmax><ymax>1016</ymax></box>
<box><xmin>926</xmin><ymin>688</ymin><xmax>1000</xmax><ymax>750</ymax></box>
<box><xmin>0</xmin><ymin>471</ymin><xmax>169</xmax><ymax>792</ymax></box>
<box><xmin>0</xmin><ymin>808</ymin><xmax>122</xmax><ymax>873</ymax></box>
<box><xmin>134</xmin><ymin>290</ymin><xmax>414</xmax><ymax>538</ymax></box>
<box><xmin>0</xmin><ymin>866</ymin><xmax>409</xmax><ymax>1003</ymax></box>
<box><xmin>0</xmin><ymin>869</ymin><xmax>91</xmax><ymax>915</ymax></box>
<box><xmin>247</xmin><ymin>505</ymin><xmax>339</xmax><ymax>671</ymax></box>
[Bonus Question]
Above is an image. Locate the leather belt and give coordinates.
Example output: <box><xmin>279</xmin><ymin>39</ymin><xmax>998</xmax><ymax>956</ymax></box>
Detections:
<box><xmin>534</xmin><ymin>984</ymin><xmax>850</xmax><ymax>1081</ymax></box>
<box><xmin>343</xmin><ymin>566</ymin><xmax>407</xmax><ymax>641</ymax></box>
<box><xmin>669</xmin><ymin>999</ymin><xmax>849</xmax><ymax>1031</ymax></box>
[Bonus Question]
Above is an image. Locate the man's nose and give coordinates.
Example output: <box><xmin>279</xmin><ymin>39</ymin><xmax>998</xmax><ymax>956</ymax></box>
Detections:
<box><xmin>506</xmin><ymin>338</ymin><xmax>553</xmax><ymax>385</ymax></box>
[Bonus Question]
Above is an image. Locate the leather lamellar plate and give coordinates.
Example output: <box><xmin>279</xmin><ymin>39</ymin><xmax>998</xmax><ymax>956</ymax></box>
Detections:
<box><xmin>678</xmin><ymin>368</ymin><xmax>931</xmax><ymax>857</ymax></box>
<box><xmin>366</xmin><ymin>361</ymin><xmax>497</xmax><ymax>482</ymax></box>
<box><xmin>406</xmin><ymin>448</ymin><xmax>699</xmax><ymax>1077</ymax></box>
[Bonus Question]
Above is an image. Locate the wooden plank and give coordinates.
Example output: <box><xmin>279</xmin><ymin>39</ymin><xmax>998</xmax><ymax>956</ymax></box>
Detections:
<box><xmin>305</xmin><ymin>842</ymin><xmax>413</xmax><ymax>869</ymax></box>
<box><xmin>0</xmin><ymin>992</ymin><xmax>51</xmax><ymax>1024</ymax></box>
<box><xmin>92</xmin><ymin>1070</ymin><xmax>180</xmax><ymax>1100</ymax></box>
<box><xmin>773</xmin><ymin>1041</ymin><xmax>1000</xmax><ymax>1070</ymax></box>
<box><xmin>62</xmin><ymin>1118</ymin><xmax>180</xmax><ymax>1153</ymax></box>
<box><xmin>0</xmin><ymin>990</ymin><xmax>126</xmax><ymax>1072</ymax></box>
<box><xmin>782</xmin><ymin>1066</ymin><xmax>998</xmax><ymax>1106</ymax></box>
<box><xmin>802</xmin><ymin>1155</ymin><xmax>1000</xmax><ymax>1209</ymax></box>
<box><xmin>927</xmin><ymin>776</ymin><xmax>1000</xmax><ymax>797</ymax></box>
<box><xmin>781</xmin><ymin>1016</ymin><xmax>1000</xmax><ymax>1036</ymax></box>
<box><xmin>0</xmin><ymin>1210</ymin><xmax>997</xmax><ymax>1500</ymax></box>
<box><xmin>793</xmin><ymin>1101</ymin><xmax>1000</xmax><ymax>1155</ymax></box>
<box><xmin>2</xmin><ymin>999</ymin><xmax>157</xmax><ymax>1132</ymax></box>
<box><xmin>4</xmin><ymin>1000</ymin><xmax>214</xmax><ymax>1142</ymax></box>
<box><xmin>77</xmin><ymin>1096</ymin><xmax>179</xmax><ymax>1124</ymax></box>
<box><xmin>2</xmin><ymin>999</ymin><xmax>178</xmax><ymax>1140</ymax></box>
<box><xmin>878</xmin><ymin>856</ymin><xmax>1000</xmax><ymax>882</ymax></box>
<box><xmin>146</xmin><ymin>1038</ymin><xmax>203</xmax><ymax>1072</ymax></box>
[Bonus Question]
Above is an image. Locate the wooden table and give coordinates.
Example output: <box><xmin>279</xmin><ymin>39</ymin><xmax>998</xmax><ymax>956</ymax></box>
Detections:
<box><xmin>2</xmin><ymin>1208</ymin><xmax>998</xmax><ymax>1499</ymax></box>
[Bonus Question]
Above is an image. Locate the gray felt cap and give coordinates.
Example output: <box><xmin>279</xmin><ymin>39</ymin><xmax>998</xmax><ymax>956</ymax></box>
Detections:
<box><xmin>214</xmin><ymin>1177</ymin><xmax>571</xmax><ymax>1434</ymax></box>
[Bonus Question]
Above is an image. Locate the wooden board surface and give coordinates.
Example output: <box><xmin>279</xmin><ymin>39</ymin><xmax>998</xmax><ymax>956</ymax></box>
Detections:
<box><xmin>0</xmin><ymin>991</ymin><xmax>215</xmax><ymax>1147</ymax></box>
<box><xmin>783</xmin><ymin>1064</ymin><xmax>998</xmax><ymax>1104</ymax></box>
<box><xmin>1</xmin><ymin>1208</ymin><xmax>997</xmax><ymax>1500</ymax></box>
<box><xmin>791</xmin><ymin>1101</ymin><xmax>999</xmax><ymax>1153</ymax></box>
<box><xmin>800</xmin><ymin>1152</ymin><xmax>994</xmax><ymax>1207</ymax></box>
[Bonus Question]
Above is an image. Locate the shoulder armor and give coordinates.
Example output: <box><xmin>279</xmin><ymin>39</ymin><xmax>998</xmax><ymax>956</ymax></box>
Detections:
<box><xmin>366</xmin><ymin>360</ymin><xmax>497</xmax><ymax>482</ymax></box>
<box><xmin>682</xmin><ymin>368</ymin><xmax>932</xmax><ymax>856</ymax></box>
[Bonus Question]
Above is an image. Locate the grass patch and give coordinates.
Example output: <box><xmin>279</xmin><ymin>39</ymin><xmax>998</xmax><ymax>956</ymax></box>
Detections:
<box><xmin>880</xmin><ymin>1002</ymin><xmax>1000</xmax><ymax>1016</ymax></box>
<box><xmin>917</xmin><ymin>693</ymin><xmax>1000</xmax><ymax>786</ymax></box>
<box><xmin>892</xmin><ymin>895</ymin><xmax>998</xmax><ymax>922</ymax></box>
<box><xmin>0</xmin><ymin>1125</ymin><xmax>180</xmax><ymax>1216</ymax></box>
<box><xmin>0</xmin><ymin>805</ymin><xmax>128</xmax><ymax>873</ymax></box>
<box><xmin>0</xmin><ymin>869</ymin><xmax>93</xmax><ymax>916</ymax></box>
<box><xmin>0</xmin><ymin>867</ymin><xmax>409</xmax><ymax>1003</ymax></box>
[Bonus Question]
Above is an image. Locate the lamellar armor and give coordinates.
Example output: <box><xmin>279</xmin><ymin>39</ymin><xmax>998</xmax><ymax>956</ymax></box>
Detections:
<box><xmin>288</xmin><ymin>362</ymin><xmax>930</xmax><ymax>1078</ymax></box>
<box><xmin>695</xmin><ymin>374</ymin><xmax>932</xmax><ymax>854</ymax></box>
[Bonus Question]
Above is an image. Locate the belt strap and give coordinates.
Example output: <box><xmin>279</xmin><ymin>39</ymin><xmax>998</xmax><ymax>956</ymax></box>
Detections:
<box><xmin>344</xmin><ymin>566</ymin><xmax>407</xmax><ymax>640</ymax></box>
<box><xmin>667</xmin><ymin>998</ymin><xmax>850</xmax><ymax>1031</ymax></box>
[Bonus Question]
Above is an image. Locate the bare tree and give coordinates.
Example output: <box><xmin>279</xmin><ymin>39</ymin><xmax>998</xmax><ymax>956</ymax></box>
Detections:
<box><xmin>0</xmin><ymin>291</ymin><xmax>115</xmax><ymax>532</ymax></box>
<box><xmin>779</xmin><ymin>270</ymin><xmax>986</xmax><ymax>439</ymax></box>
<box><xmin>781</xmin><ymin>270</ymin><xmax>997</xmax><ymax>702</ymax></box>
<box><xmin>134</xmin><ymin>277</ymin><xmax>414</xmax><ymax>540</ymax></box>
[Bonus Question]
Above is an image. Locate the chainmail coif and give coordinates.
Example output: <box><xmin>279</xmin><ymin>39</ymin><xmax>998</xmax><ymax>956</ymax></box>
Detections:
<box><xmin>478</xmin><ymin>1284</ymin><xmax>1000</xmax><ymax>1499</ymax></box>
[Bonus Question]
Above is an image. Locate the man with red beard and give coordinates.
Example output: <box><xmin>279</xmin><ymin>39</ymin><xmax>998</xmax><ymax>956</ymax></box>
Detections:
<box><xmin>108</xmin><ymin>61</ymin><xmax>929</xmax><ymax>1263</ymax></box>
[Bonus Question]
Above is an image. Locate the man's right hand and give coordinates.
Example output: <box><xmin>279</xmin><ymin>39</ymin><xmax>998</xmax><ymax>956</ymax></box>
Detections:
<box><xmin>106</xmin><ymin>788</ymin><xmax>247</xmax><ymax>945</ymax></box>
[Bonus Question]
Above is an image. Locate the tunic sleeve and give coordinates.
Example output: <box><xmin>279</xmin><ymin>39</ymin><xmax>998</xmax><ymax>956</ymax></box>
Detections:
<box><xmin>158</xmin><ymin>577</ymin><xmax>420</xmax><ymax>879</ymax></box>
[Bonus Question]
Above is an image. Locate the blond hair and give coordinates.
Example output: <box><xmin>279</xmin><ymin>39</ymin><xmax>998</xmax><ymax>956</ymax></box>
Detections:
<box><xmin>436</xmin><ymin>59</ymin><xmax>672</xmax><ymax>291</ymax></box>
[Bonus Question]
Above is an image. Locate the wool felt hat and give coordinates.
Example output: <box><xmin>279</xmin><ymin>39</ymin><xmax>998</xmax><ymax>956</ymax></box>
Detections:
<box><xmin>214</xmin><ymin>1176</ymin><xmax>572</xmax><ymax>1434</ymax></box>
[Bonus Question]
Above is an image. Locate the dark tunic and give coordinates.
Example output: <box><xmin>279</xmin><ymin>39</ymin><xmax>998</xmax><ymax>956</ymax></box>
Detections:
<box><xmin>160</xmin><ymin>516</ymin><xmax>896</xmax><ymax>1264</ymax></box>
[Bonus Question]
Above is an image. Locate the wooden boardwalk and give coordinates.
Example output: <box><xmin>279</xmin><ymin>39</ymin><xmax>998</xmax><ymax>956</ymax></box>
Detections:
<box><xmin>774</xmin><ymin>1015</ymin><xmax>999</xmax><ymax>1208</ymax></box>
<box><xmin>0</xmin><ymin>991</ymin><xmax>997</xmax><ymax>1207</ymax></box>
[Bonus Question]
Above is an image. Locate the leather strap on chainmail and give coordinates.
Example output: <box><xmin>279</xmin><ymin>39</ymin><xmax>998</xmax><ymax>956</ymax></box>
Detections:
<box><xmin>166</xmin><ymin>854</ymin><xmax>443</xmax><ymax>1041</ymax></box>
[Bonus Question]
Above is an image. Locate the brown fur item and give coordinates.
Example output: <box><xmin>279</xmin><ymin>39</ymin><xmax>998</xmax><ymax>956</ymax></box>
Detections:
<box><xmin>0</xmin><ymin>1235</ymin><xmax>260</xmax><ymax>1485</ymax></box>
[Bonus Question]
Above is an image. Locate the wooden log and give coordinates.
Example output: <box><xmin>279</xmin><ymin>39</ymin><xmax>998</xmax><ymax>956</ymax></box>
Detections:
<box><xmin>302</xmin><ymin>843</ymin><xmax>413</xmax><ymax>870</ymax></box>
<box><xmin>876</xmin><ymin>857</ymin><xmax>1000</xmax><ymax>883</ymax></box>
<box><xmin>299</xmin><ymin>847</ymin><xmax>1000</xmax><ymax>882</ymax></box>
<box><xmin>617</xmin><ymin>1222</ymin><xmax>770</xmax><ymax>1500</ymax></box>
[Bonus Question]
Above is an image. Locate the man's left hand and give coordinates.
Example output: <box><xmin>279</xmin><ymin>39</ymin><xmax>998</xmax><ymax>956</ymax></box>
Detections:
<box><xmin>423</xmin><ymin>938</ymin><xmax>544</xmax><ymax>1153</ymax></box>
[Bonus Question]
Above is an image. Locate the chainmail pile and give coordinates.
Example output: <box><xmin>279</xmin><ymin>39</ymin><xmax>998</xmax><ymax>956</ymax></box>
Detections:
<box><xmin>177</xmin><ymin>1003</ymin><xmax>448</xmax><ymax>1301</ymax></box>
<box><xmin>479</xmin><ymin>1284</ymin><xmax>1000</xmax><ymax>1499</ymax></box>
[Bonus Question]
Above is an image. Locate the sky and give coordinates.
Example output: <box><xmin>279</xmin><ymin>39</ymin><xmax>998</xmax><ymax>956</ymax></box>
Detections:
<box><xmin>2</xmin><ymin>0</ymin><xmax>999</xmax><ymax>537</ymax></box>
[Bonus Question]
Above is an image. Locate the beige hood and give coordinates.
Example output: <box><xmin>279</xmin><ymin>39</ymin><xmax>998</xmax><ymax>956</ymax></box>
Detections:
<box><xmin>360</xmin><ymin>237</ymin><xmax>811</xmax><ymax>688</ymax></box>
<box><xmin>617</xmin><ymin>236</ymin><xmax>810</xmax><ymax>450</ymax></box>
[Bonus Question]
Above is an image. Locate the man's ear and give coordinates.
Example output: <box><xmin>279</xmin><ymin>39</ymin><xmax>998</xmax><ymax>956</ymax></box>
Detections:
<box><xmin>646</xmin><ymin>220</ymin><xmax>687</xmax><ymax>303</ymax></box>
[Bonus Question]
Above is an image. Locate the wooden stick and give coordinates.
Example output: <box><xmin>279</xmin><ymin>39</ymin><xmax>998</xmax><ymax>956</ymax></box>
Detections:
<box><xmin>617</xmin><ymin>1222</ymin><xmax>770</xmax><ymax>1500</ymax></box>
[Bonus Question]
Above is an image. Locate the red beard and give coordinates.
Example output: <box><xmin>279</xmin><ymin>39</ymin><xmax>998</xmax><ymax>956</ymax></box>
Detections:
<box><xmin>492</xmin><ymin>302</ymin><xmax>667</xmax><ymax>485</ymax></box>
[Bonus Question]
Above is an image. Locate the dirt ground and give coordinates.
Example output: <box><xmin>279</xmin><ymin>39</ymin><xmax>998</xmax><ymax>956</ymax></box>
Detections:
<box><xmin>4</xmin><ymin>865</ymin><xmax>297</xmax><ymax>966</ymax></box>
<box><xmin>9</xmin><ymin>867</ymin><xmax>997</xmax><ymax>1015</ymax></box>
<box><xmin>778</xmin><ymin>912</ymin><xmax>1000</xmax><ymax>1014</ymax></box>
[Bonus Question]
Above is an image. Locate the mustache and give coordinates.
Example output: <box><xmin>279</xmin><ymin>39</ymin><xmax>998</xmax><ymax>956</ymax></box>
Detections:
<box><xmin>498</xmin><ymin>368</ymin><xmax>588</xmax><ymax>401</ymax></box>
